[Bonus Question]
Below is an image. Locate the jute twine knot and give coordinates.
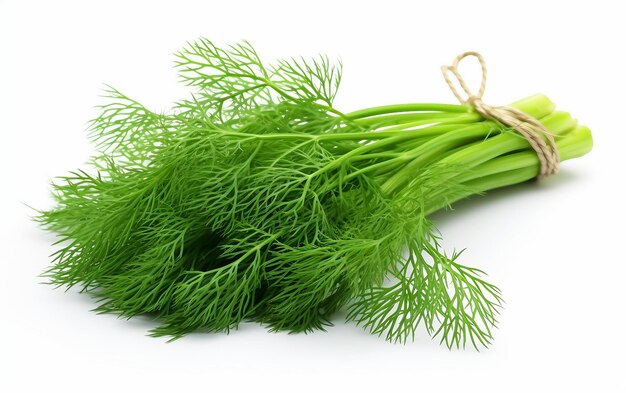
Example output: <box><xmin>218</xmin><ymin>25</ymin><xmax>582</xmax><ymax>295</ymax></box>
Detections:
<box><xmin>441</xmin><ymin>52</ymin><xmax>560</xmax><ymax>177</ymax></box>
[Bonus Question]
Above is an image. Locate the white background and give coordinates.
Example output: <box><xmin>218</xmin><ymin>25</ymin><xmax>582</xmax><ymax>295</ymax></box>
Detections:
<box><xmin>1</xmin><ymin>0</ymin><xmax>624</xmax><ymax>391</ymax></box>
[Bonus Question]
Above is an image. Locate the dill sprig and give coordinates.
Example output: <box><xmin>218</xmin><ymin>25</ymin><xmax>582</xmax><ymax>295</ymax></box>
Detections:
<box><xmin>38</xmin><ymin>39</ymin><xmax>593</xmax><ymax>348</ymax></box>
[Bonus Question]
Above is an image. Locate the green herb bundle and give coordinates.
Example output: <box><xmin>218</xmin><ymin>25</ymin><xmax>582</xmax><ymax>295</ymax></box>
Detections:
<box><xmin>40</xmin><ymin>39</ymin><xmax>593</xmax><ymax>348</ymax></box>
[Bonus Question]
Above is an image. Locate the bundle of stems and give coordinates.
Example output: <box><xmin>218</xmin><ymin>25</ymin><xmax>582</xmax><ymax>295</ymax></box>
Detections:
<box><xmin>40</xmin><ymin>39</ymin><xmax>592</xmax><ymax>348</ymax></box>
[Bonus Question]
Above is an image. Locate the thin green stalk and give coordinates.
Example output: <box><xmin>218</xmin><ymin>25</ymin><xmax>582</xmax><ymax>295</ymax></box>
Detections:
<box><xmin>379</xmin><ymin>94</ymin><xmax>568</xmax><ymax>196</ymax></box>
<box><xmin>379</xmin><ymin>123</ymin><xmax>497</xmax><ymax>195</ymax></box>
<box><xmin>424</xmin><ymin>126</ymin><xmax>593</xmax><ymax>214</ymax></box>
<box><xmin>345</xmin><ymin>103</ymin><xmax>470</xmax><ymax>119</ymax></box>
<box><xmin>431</xmin><ymin>110</ymin><xmax>582</xmax><ymax>177</ymax></box>
<box><xmin>353</xmin><ymin>112</ymin><xmax>478</xmax><ymax>127</ymax></box>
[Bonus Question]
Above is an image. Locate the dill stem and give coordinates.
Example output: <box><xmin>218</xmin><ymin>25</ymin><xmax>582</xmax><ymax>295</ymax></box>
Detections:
<box><xmin>345</xmin><ymin>103</ymin><xmax>469</xmax><ymax>119</ymax></box>
<box><xmin>344</xmin><ymin>124</ymin><xmax>492</xmax><ymax>182</ymax></box>
<box><xmin>376</xmin><ymin>94</ymin><xmax>561</xmax><ymax>196</ymax></box>
<box><xmin>423</xmin><ymin>126</ymin><xmax>593</xmax><ymax>214</ymax></box>
<box><xmin>462</xmin><ymin>125</ymin><xmax>593</xmax><ymax>182</ymax></box>
<box><xmin>201</xmin><ymin>124</ymin><xmax>463</xmax><ymax>142</ymax></box>
<box><xmin>378</xmin><ymin>123</ymin><xmax>496</xmax><ymax>195</ymax></box>
<box><xmin>434</xmin><ymin>108</ymin><xmax>583</xmax><ymax>174</ymax></box>
<box><xmin>353</xmin><ymin>112</ymin><xmax>481</xmax><ymax>128</ymax></box>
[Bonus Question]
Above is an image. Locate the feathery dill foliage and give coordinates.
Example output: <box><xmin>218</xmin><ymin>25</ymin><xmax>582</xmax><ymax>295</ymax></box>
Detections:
<box><xmin>41</xmin><ymin>38</ymin><xmax>557</xmax><ymax>349</ymax></box>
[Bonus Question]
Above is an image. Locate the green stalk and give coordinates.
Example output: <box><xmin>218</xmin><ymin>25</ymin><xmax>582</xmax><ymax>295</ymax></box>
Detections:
<box><xmin>345</xmin><ymin>103</ymin><xmax>469</xmax><ymax>119</ymax></box>
<box><xmin>377</xmin><ymin>94</ymin><xmax>560</xmax><ymax>196</ymax></box>
<box><xmin>424</xmin><ymin>126</ymin><xmax>593</xmax><ymax>214</ymax></box>
<box><xmin>353</xmin><ymin>112</ymin><xmax>480</xmax><ymax>128</ymax></box>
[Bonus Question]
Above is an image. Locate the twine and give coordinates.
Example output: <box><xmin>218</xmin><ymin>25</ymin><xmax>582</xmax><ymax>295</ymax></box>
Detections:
<box><xmin>441</xmin><ymin>52</ymin><xmax>559</xmax><ymax>177</ymax></box>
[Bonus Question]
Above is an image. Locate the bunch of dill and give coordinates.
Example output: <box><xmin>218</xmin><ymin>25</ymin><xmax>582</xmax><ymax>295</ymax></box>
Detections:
<box><xmin>39</xmin><ymin>39</ymin><xmax>592</xmax><ymax>348</ymax></box>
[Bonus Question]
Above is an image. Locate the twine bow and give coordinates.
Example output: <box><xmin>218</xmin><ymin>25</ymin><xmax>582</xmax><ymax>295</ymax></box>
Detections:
<box><xmin>441</xmin><ymin>52</ymin><xmax>560</xmax><ymax>177</ymax></box>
